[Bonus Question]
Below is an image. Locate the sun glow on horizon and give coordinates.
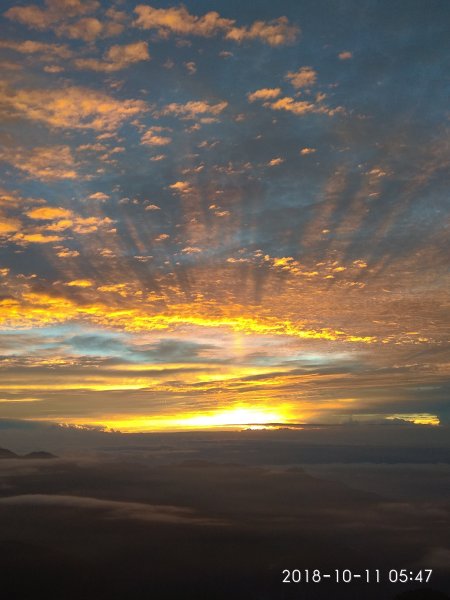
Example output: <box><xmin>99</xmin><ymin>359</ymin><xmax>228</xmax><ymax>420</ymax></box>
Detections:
<box><xmin>54</xmin><ymin>405</ymin><xmax>296</xmax><ymax>433</ymax></box>
<box><xmin>386</xmin><ymin>413</ymin><xmax>440</xmax><ymax>426</ymax></box>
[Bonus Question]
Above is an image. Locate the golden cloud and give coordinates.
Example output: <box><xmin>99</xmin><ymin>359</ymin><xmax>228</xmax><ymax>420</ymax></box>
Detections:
<box><xmin>13</xmin><ymin>232</ymin><xmax>64</xmax><ymax>244</ymax></box>
<box><xmin>0</xmin><ymin>287</ymin><xmax>376</xmax><ymax>344</ymax></box>
<box><xmin>26</xmin><ymin>206</ymin><xmax>73</xmax><ymax>220</ymax></box>
<box><xmin>65</xmin><ymin>279</ymin><xmax>93</xmax><ymax>287</ymax></box>
<box><xmin>0</xmin><ymin>217</ymin><xmax>21</xmax><ymax>235</ymax></box>
<box><xmin>264</xmin><ymin>255</ymin><xmax>318</xmax><ymax>277</ymax></box>
<box><xmin>3</xmin><ymin>198</ymin><xmax>114</xmax><ymax>245</ymax></box>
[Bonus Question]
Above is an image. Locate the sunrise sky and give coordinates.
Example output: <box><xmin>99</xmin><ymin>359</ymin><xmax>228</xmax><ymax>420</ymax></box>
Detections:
<box><xmin>0</xmin><ymin>0</ymin><xmax>448</xmax><ymax>432</ymax></box>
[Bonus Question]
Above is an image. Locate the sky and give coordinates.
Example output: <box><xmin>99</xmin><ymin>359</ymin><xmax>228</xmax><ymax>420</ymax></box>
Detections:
<box><xmin>0</xmin><ymin>0</ymin><xmax>449</xmax><ymax>432</ymax></box>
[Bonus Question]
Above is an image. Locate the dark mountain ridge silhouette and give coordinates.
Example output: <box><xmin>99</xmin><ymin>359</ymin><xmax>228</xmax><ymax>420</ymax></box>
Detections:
<box><xmin>0</xmin><ymin>447</ymin><xmax>57</xmax><ymax>459</ymax></box>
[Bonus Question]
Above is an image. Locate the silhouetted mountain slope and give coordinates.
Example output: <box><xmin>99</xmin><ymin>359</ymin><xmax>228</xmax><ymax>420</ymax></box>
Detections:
<box><xmin>0</xmin><ymin>447</ymin><xmax>57</xmax><ymax>459</ymax></box>
<box><xmin>0</xmin><ymin>447</ymin><xmax>19</xmax><ymax>459</ymax></box>
<box><xmin>23</xmin><ymin>451</ymin><xmax>57</xmax><ymax>459</ymax></box>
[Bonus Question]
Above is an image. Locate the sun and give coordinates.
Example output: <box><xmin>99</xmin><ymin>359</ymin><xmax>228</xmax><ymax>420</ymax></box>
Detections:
<box><xmin>175</xmin><ymin>406</ymin><xmax>286</xmax><ymax>429</ymax></box>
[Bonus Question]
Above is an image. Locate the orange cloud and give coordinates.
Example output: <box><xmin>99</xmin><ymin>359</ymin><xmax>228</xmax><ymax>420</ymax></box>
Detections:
<box><xmin>134</xmin><ymin>5</ymin><xmax>233</xmax><ymax>37</ymax></box>
<box><xmin>268</xmin><ymin>96</ymin><xmax>317</xmax><ymax>115</ymax></box>
<box><xmin>43</xmin><ymin>65</ymin><xmax>64</xmax><ymax>73</ymax></box>
<box><xmin>159</xmin><ymin>100</ymin><xmax>227</xmax><ymax>120</ymax></box>
<box><xmin>184</xmin><ymin>61</ymin><xmax>197</xmax><ymax>75</ymax></box>
<box><xmin>268</xmin><ymin>157</ymin><xmax>284</xmax><ymax>167</ymax></box>
<box><xmin>300</xmin><ymin>147</ymin><xmax>316</xmax><ymax>155</ymax></box>
<box><xmin>169</xmin><ymin>181</ymin><xmax>192</xmax><ymax>194</ymax></box>
<box><xmin>72</xmin><ymin>216</ymin><xmax>114</xmax><ymax>234</ymax></box>
<box><xmin>1</xmin><ymin>85</ymin><xmax>148</xmax><ymax>131</ymax></box>
<box><xmin>338</xmin><ymin>51</ymin><xmax>353</xmax><ymax>60</ymax></box>
<box><xmin>141</xmin><ymin>126</ymin><xmax>172</xmax><ymax>146</ymax></box>
<box><xmin>134</xmin><ymin>5</ymin><xmax>298</xmax><ymax>46</ymax></box>
<box><xmin>225</xmin><ymin>17</ymin><xmax>299</xmax><ymax>46</ymax></box>
<box><xmin>74</xmin><ymin>41</ymin><xmax>150</xmax><ymax>71</ymax></box>
<box><xmin>0</xmin><ymin>145</ymin><xmax>78</xmax><ymax>180</ymax></box>
<box><xmin>87</xmin><ymin>192</ymin><xmax>110</xmax><ymax>201</ymax></box>
<box><xmin>247</xmin><ymin>88</ymin><xmax>281</xmax><ymax>102</ymax></box>
<box><xmin>5</xmin><ymin>0</ymin><xmax>99</xmax><ymax>29</ymax></box>
<box><xmin>0</xmin><ymin>39</ymin><xmax>73</xmax><ymax>59</ymax></box>
<box><xmin>56</xmin><ymin>17</ymin><xmax>107</xmax><ymax>42</ymax></box>
<box><xmin>4</xmin><ymin>0</ymin><xmax>122</xmax><ymax>42</ymax></box>
<box><xmin>265</xmin><ymin>96</ymin><xmax>343</xmax><ymax>117</ymax></box>
<box><xmin>0</xmin><ymin>188</ymin><xmax>24</xmax><ymax>208</ymax></box>
<box><xmin>56</xmin><ymin>247</ymin><xmax>80</xmax><ymax>258</ymax></box>
<box><xmin>285</xmin><ymin>66</ymin><xmax>317</xmax><ymax>89</ymax></box>
<box><xmin>97</xmin><ymin>283</ymin><xmax>130</xmax><ymax>296</ymax></box>
<box><xmin>154</xmin><ymin>233</ymin><xmax>170</xmax><ymax>242</ymax></box>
